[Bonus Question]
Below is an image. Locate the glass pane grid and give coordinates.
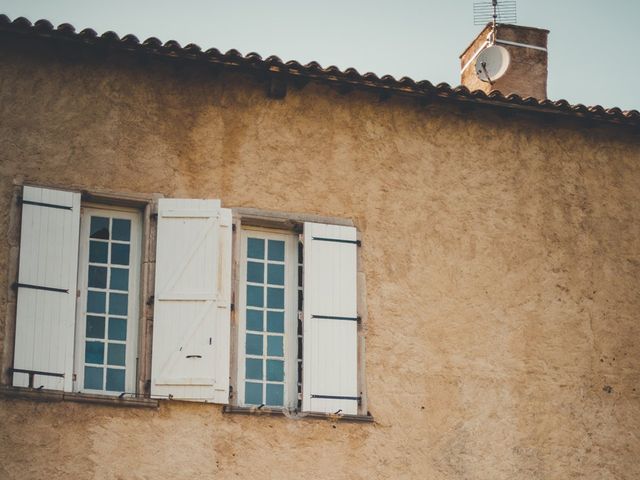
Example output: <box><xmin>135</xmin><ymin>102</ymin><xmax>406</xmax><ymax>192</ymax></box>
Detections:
<box><xmin>244</xmin><ymin>236</ymin><xmax>286</xmax><ymax>407</ymax></box>
<box><xmin>84</xmin><ymin>215</ymin><xmax>132</xmax><ymax>393</ymax></box>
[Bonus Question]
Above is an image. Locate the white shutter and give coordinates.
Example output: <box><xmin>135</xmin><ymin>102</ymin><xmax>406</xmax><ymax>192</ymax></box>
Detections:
<box><xmin>13</xmin><ymin>186</ymin><xmax>81</xmax><ymax>391</ymax></box>
<box><xmin>150</xmin><ymin>199</ymin><xmax>232</xmax><ymax>403</ymax></box>
<box><xmin>302</xmin><ymin>222</ymin><xmax>359</xmax><ymax>415</ymax></box>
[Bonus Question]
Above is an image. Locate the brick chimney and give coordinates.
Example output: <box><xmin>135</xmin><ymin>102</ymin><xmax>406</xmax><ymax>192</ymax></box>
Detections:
<box><xmin>460</xmin><ymin>24</ymin><xmax>549</xmax><ymax>99</ymax></box>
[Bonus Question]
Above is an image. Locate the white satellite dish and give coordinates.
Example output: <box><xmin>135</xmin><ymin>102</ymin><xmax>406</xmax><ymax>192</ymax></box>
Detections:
<box><xmin>475</xmin><ymin>45</ymin><xmax>510</xmax><ymax>83</ymax></box>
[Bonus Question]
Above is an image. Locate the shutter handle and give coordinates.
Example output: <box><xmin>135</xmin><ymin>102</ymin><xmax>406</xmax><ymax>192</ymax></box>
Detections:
<box><xmin>186</xmin><ymin>355</ymin><xmax>202</xmax><ymax>359</ymax></box>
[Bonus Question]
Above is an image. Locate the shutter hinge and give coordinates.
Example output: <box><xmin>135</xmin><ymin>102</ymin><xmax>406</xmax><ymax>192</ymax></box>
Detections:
<box><xmin>13</xmin><ymin>282</ymin><xmax>69</xmax><ymax>294</ymax></box>
<box><xmin>311</xmin><ymin>236</ymin><xmax>361</xmax><ymax>246</ymax></box>
<box><xmin>17</xmin><ymin>196</ymin><xmax>73</xmax><ymax>211</ymax></box>
<box><xmin>230</xmin><ymin>303</ymin><xmax>235</xmax><ymax>312</ymax></box>
<box><xmin>311</xmin><ymin>394</ymin><xmax>362</xmax><ymax>405</ymax></box>
<box><xmin>311</xmin><ymin>314</ymin><xmax>359</xmax><ymax>322</ymax></box>
<box><xmin>146</xmin><ymin>295</ymin><xmax>155</xmax><ymax>306</ymax></box>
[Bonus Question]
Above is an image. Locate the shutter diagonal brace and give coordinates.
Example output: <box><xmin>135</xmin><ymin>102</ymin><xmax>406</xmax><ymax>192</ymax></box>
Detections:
<box><xmin>154</xmin><ymin>299</ymin><xmax>217</xmax><ymax>381</ymax></box>
<box><xmin>158</xmin><ymin>215</ymin><xmax>218</xmax><ymax>295</ymax></box>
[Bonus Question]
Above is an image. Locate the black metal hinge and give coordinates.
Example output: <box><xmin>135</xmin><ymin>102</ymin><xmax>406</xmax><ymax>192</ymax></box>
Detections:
<box><xmin>312</xmin><ymin>236</ymin><xmax>361</xmax><ymax>246</ymax></box>
<box><xmin>311</xmin><ymin>314</ymin><xmax>361</xmax><ymax>323</ymax></box>
<box><xmin>13</xmin><ymin>282</ymin><xmax>68</xmax><ymax>294</ymax></box>
<box><xmin>311</xmin><ymin>394</ymin><xmax>362</xmax><ymax>405</ymax></box>
<box><xmin>10</xmin><ymin>368</ymin><xmax>64</xmax><ymax>389</ymax></box>
<box><xmin>18</xmin><ymin>196</ymin><xmax>72</xmax><ymax>211</ymax></box>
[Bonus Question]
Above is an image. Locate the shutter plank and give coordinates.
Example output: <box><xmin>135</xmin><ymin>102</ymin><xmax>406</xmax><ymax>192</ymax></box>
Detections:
<box><xmin>303</xmin><ymin>222</ymin><xmax>359</xmax><ymax>415</ymax></box>
<box><xmin>13</xmin><ymin>186</ymin><xmax>80</xmax><ymax>391</ymax></box>
<box><xmin>151</xmin><ymin>199</ymin><xmax>231</xmax><ymax>403</ymax></box>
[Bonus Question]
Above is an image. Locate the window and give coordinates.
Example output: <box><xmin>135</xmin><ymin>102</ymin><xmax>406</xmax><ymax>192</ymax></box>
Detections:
<box><xmin>10</xmin><ymin>190</ymin><xmax>366</xmax><ymax>417</ymax></box>
<box><xmin>74</xmin><ymin>207</ymin><xmax>141</xmax><ymax>394</ymax></box>
<box><xmin>232</xmin><ymin>216</ymin><xmax>363</xmax><ymax>416</ymax></box>
<box><xmin>236</xmin><ymin>229</ymin><xmax>298</xmax><ymax>408</ymax></box>
<box><xmin>11</xmin><ymin>186</ymin><xmax>143</xmax><ymax>396</ymax></box>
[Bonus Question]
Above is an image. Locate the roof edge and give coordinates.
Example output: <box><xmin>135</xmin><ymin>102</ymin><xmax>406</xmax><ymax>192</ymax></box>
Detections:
<box><xmin>0</xmin><ymin>14</ymin><xmax>638</xmax><ymax>128</ymax></box>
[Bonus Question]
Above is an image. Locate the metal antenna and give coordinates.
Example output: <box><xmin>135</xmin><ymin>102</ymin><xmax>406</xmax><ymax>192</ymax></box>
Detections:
<box><xmin>473</xmin><ymin>0</ymin><xmax>517</xmax><ymax>26</ymax></box>
<box><xmin>492</xmin><ymin>0</ymin><xmax>498</xmax><ymax>29</ymax></box>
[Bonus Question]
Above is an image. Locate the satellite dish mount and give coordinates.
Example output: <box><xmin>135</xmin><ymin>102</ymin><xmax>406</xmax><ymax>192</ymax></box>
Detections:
<box><xmin>472</xmin><ymin>0</ymin><xmax>515</xmax><ymax>84</ymax></box>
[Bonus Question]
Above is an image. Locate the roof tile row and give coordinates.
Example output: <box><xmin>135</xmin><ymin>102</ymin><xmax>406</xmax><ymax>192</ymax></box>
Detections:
<box><xmin>1</xmin><ymin>14</ymin><xmax>639</xmax><ymax>127</ymax></box>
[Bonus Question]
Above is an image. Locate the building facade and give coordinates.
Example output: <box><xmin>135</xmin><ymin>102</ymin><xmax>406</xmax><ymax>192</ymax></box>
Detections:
<box><xmin>1</xmin><ymin>16</ymin><xmax>640</xmax><ymax>479</ymax></box>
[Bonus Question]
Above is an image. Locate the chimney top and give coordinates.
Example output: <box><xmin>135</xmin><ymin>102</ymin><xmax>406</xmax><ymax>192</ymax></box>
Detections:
<box><xmin>460</xmin><ymin>23</ymin><xmax>549</xmax><ymax>100</ymax></box>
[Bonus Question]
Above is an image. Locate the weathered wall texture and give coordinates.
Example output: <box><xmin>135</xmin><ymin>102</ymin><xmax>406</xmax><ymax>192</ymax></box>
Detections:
<box><xmin>1</xmin><ymin>39</ymin><xmax>640</xmax><ymax>479</ymax></box>
<box><xmin>461</xmin><ymin>24</ymin><xmax>549</xmax><ymax>99</ymax></box>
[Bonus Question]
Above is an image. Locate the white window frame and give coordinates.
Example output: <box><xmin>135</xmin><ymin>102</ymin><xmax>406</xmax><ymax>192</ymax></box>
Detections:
<box><xmin>74</xmin><ymin>204</ymin><xmax>142</xmax><ymax>396</ymax></box>
<box><xmin>236</xmin><ymin>227</ymin><xmax>298</xmax><ymax>408</ymax></box>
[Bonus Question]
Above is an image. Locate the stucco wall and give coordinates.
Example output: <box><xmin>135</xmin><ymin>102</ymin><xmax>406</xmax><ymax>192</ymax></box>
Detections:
<box><xmin>1</xmin><ymin>39</ymin><xmax>639</xmax><ymax>479</ymax></box>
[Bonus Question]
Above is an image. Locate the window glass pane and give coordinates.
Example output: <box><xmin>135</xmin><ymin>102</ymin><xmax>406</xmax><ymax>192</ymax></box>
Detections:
<box><xmin>267</xmin><ymin>336</ymin><xmax>283</xmax><ymax>357</ymax></box>
<box><xmin>108</xmin><ymin>318</ymin><xmax>127</xmax><ymax>341</ymax></box>
<box><xmin>298</xmin><ymin>265</ymin><xmax>302</xmax><ymax>288</ymax></box>
<box><xmin>246</xmin><ymin>285</ymin><xmax>264</xmax><ymax>307</ymax></box>
<box><xmin>246</xmin><ymin>309</ymin><xmax>263</xmax><ymax>331</ymax></box>
<box><xmin>88</xmin><ymin>266</ymin><xmax>107</xmax><ymax>289</ymax></box>
<box><xmin>109</xmin><ymin>293</ymin><xmax>128</xmax><ymax>316</ymax></box>
<box><xmin>85</xmin><ymin>341</ymin><xmax>104</xmax><ymax>364</ymax></box>
<box><xmin>245</xmin><ymin>382</ymin><xmax>262</xmax><ymax>405</ymax></box>
<box><xmin>107</xmin><ymin>343</ymin><xmax>126</xmax><ymax>366</ymax></box>
<box><xmin>246</xmin><ymin>333</ymin><xmax>263</xmax><ymax>356</ymax></box>
<box><xmin>89</xmin><ymin>241</ymin><xmax>108</xmax><ymax>263</ymax></box>
<box><xmin>268</xmin><ymin>240</ymin><xmax>285</xmax><ymax>261</ymax></box>
<box><xmin>297</xmin><ymin>241</ymin><xmax>303</xmax><ymax>263</ymax></box>
<box><xmin>112</xmin><ymin>218</ymin><xmax>131</xmax><ymax>241</ymax></box>
<box><xmin>110</xmin><ymin>268</ymin><xmax>129</xmax><ymax>291</ymax></box>
<box><xmin>111</xmin><ymin>243</ymin><xmax>130</xmax><ymax>266</ymax></box>
<box><xmin>247</xmin><ymin>238</ymin><xmax>265</xmax><ymax>259</ymax></box>
<box><xmin>247</xmin><ymin>261</ymin><xmax>264</xmax><ymax>283</ymax></box>
<box><xmin>106</xmin><ymin>368</ymin><xmax>125</xmax><ymax>392</ymax></box>
<box><xmin>245</xmin><ymin>358</ymin><xmax>263</xmax><ymax>380</ymax></box>
<box><xmin>266</xmin><ymin>383</ymin><xmax>284</xmax><ymax>406</ymax></box>
<box><xmin>266</xmin><ymin>360</ymin><xmax>284</xmax><ymax>381</ymax></box>
<box><xmin>87</xmin><ymin>291</ymin><xmax>106</xmax><ymax>314</ymax></box>
<box><xmin>84</xmin><ymin>366</ymin><xmax>103</xmax><ymax>390</ymax></box>
<box><xmin>90</xmin><ymin>216</ymin><xmax>109</xmax><ymax>239</ymax></box>
<box><xmin>267</xmin><ymin>311</ymin><xmax>284</xmax><ymax>333</ymax></box>
<box><xmin>86</xmin><ymin>315</ymin><xmax>105</xmax><ymax>339</ymax></box>
<box><xmin>267</xmin><ymin>264</ymin><xmax>284</xmax><ymax>285</ymax></box>
<box><xmin>267</xmin><ymin>287</ymin><xmax>284</xmax><ymax>309</ymax></box>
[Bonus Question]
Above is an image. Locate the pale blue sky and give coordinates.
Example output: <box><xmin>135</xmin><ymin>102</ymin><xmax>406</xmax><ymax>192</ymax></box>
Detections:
<box><xmin>1</xmin><ymin>1</ymin><xmax>638</xmax><ymax>110</ymax></box>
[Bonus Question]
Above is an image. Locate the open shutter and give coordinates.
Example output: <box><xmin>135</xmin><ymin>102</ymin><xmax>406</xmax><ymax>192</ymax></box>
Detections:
<box><xmin>13</xmin><ymin>186</ymin><xmax>81</xmax><ymax>391</ymax></box>
<box><xmin>151</xmin><ymin>199</ymin><xmax>232</xmax><ymax>403</ymax></box>
<box><xmin>302</xmin><ymin>222</ymin><xmax>359</xmax><ymax>415</ymax></box>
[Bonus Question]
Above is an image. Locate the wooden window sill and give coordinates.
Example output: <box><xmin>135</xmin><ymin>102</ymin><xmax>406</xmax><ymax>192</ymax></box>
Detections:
<box><xmin>223</xmin><ymin>405</ymin><xmax>374</xmax><ymax>423</ymax></box>
<box><xmin>0</xmin><ymin>385</ymin><xmax>158</xmax><ymax>409</ymax></box>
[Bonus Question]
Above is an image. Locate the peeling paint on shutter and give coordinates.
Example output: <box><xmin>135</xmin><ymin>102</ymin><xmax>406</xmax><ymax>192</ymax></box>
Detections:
<box><xmin>13</xmin><ymin>186</ymin><xmax>81</xmax><ymax>391</ymax></box>
<box><xmin>150</xmin><ymin>199</ymin><xmax>231</xmax><ymax>403</ymax></box>
<box><xmin>302</xmin><ymin>222</ymin><xmax>359</xmax><ymax>415</ymax></box>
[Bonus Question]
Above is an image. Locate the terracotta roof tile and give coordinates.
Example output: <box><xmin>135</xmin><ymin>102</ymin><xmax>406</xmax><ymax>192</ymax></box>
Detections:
<box><xmin>0</xmin><ymin>14</ymin><xmax>638</xmax><ymax>127</ymax></box>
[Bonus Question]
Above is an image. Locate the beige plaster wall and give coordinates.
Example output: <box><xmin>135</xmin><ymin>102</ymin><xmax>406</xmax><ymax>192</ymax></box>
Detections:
<box><xmin>1</xmin><ymin>40</ymin><xmax>639</xmax><ymax>479</ymax></box>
